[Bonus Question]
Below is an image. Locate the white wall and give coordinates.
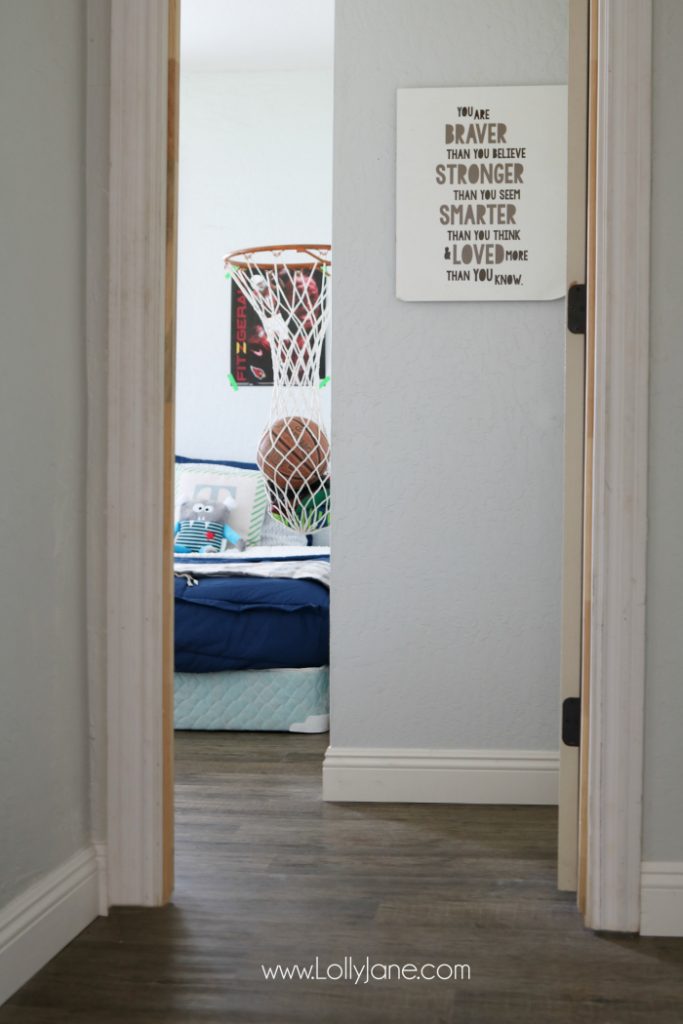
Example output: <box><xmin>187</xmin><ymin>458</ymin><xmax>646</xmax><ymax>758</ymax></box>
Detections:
<box><xmin>175</xmin><ymin>71</ymin><xmax>333</xmax><ymax>465</ymax></box>
<box><xmin>330</xmin><ymin>0</ymin><xmax>568</xmax><ymax>752</ymax></box>
<box><xmin>0</xmin><ymin>0</ymin><xmax>91</xmax><ymax>904</ymax></box>
<box><xmin>642</xmin><ymin>0</ymin><xmax>683</xmax><ymax>862</ymax></box>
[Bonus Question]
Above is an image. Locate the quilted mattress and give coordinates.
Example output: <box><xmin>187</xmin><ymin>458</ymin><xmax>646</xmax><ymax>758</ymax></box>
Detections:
<box><xmin>174</xmin><ymin>665</ymin><xmax>329</xmax><ymax>732</ymax></box>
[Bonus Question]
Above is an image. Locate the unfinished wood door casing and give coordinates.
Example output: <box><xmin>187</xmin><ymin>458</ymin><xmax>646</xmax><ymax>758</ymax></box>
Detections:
<box><xmin>579</xmin><ymin>0</ymin><xmax>652</xmax><ymax>932</ymax></box>
<box><xmin>106</xmin><ymin>0</ymin><xmax>172</xmax><ymax>907</ymax></box>
<box><xmin>162</xmin><ymin>0</ymin><xmax>181</xmax><ymax>907</ymax></box>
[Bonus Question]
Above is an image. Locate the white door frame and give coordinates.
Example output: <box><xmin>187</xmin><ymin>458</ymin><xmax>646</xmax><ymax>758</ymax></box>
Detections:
<box><xmin>101</xmin><ymin>0</ymin><xmax>653</xmax><ymax>928</ymax></box>
<box><xmin>583</xmin><ymin>0</ymin><xmax>651</xmax><ymax>932</ymax></box>
<box><xmin>106</xmin><ymin>0</ymin><xmax>170</xmax><ymax>906</ymax></box>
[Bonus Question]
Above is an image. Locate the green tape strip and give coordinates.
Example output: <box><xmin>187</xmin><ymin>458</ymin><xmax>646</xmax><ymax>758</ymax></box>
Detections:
<box><xmin>319</xmin><ymin>375</ymin><xmax>331</xmax><ymax>389</ymax></box>
<box><xmin>227</xmin><ymin>373</ymin><xmax>239</xmax><ymax>391</ymax></box>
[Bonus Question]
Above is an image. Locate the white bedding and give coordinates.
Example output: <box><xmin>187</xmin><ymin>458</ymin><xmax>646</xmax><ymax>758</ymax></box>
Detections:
<box><xmin>174</xmin><ymin>545</ymin><xmax>330</xmax><ymax>588</ymax></box>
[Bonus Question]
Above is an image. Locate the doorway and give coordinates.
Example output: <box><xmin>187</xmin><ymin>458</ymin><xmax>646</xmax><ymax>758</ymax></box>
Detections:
<box><xmin>104</xmin><ymin>0</ymin><xmax>651</xmax><ymax>935</ymax></box>
<box><xmin>169</xmin><ymin>0</ymin><xmax>334</xmax><ymax>899</ymax></box>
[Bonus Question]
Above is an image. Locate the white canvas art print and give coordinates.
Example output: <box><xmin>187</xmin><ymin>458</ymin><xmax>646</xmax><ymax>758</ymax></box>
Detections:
<box><xmin>396</xmin><ymin>85</ymin><xmax>568</xmax><ymax>302</ymax></box>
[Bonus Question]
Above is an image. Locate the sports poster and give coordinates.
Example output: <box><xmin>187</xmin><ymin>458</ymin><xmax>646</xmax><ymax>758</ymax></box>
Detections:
<box><xmin>230</xmin><ymin>276</ymin><xmax>327</xmax><ymax>386</ymax></box>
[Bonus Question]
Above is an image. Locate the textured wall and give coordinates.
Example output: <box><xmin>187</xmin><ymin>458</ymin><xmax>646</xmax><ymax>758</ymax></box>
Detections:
<box><xmin>330</xmin><ymin>0</ymin><xmax>568</xmax><ymax>750</ymax></box>
<box><xmin>0</xmin><ymin>0</ymin><xmax>91</xmax><ymax>904</ymax></box>
<box><xmin>642</xmin><ymin>0</ymin><xmax>683</xmax><ymax>862</ymax></box>
<box><xmin>175</xmin><ymin>70</ymin><xmax>333</xmax><ymax>465</ymax></box>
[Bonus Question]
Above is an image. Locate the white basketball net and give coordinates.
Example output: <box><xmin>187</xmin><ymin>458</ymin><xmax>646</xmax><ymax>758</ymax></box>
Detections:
<box><xmin>224</xmin><ymin>245</ymin><xmax>332</xmax><ymax>533</ymax></box>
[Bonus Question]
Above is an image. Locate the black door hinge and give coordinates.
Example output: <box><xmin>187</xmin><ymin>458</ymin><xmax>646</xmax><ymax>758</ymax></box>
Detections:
<box><xmin>567</xmin><ymin>283</ymin><xmax>586</xmax><ymax>335</ymax></box>
<box><xmin>562</xmin><ymin>697</ymin><xmax>581</xmax><ymax>747</ymax></box>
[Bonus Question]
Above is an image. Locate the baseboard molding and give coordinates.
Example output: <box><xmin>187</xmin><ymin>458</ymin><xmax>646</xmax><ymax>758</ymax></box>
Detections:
<box><xmin>322</xmin><ymin>747</ymin><xmax>559</xmax><ymax>805</ymax></box>
<box><xmin>0</xmin><ymin>846</ymin><xmax>101</xmax><ymax>1006</ymax></box>
<box><xmin>640</xmin><ymin>862</ymin><xmax>683</xmax><ymax>936</ymax></box>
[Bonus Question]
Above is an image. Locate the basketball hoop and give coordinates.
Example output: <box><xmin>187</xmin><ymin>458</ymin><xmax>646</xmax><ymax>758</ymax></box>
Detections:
<box><xmin>223</xmin><ymin>244</ymin><xmax>332</xmax><ymax>533</ymax></box>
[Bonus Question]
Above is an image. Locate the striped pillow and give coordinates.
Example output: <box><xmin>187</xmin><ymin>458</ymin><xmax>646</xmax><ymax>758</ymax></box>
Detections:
<box><xmin>175</xmin><ymin>462</ymin><xmax>267</xmax><ymax>548</ymax></box>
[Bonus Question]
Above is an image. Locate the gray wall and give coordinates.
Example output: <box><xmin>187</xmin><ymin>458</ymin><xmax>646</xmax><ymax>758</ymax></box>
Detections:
<box><xmin>642</xmin><ymin>0</ymin><xmax>683</xmax><ymax>862</ymax></box>
<box><xmin>330</xmin><ymin>0</ymin><xmax>568</xmax><ymax>750</ymax></box>
<box><xmin>0</xmin><ymin>0</ymin><xmax>91</xmax><ymax>905</ymax></box>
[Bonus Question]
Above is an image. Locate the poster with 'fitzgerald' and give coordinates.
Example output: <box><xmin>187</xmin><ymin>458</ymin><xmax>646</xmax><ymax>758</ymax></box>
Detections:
<box><xmin>230</xmin><ymin>276</ymin><xmax>327</xmax><ymax>386</ymax></box>
<box><xmin>396</xmin><ymin>85</ymin><xmax>568</xmax><ymax>301</ymax></box>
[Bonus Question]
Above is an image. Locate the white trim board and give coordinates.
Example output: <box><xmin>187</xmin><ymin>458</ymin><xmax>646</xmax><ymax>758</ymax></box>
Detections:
<box><xmin>85</xmin><ymin>0</ymin><xmax>111</xmax><ymax>880</ymax></box>
<box><xmin>0</xmin><ymin>847</ymin><xmax>101</xmax><ymax>1006</ymax></box>
<box><xmin>640</xmin><ymin>863</ymin><xmax>683</xmax><ymax>937</ymax></box>
<box><xmin>106</xmin><ymin>0</ymin><xmax>169</xmax><ymax>906</ymax></box>
<box><xmin>323</xmin><ymin>748</ymin><xmax>558</xmax><ymax>805</ymax></box>
<box><xmin>584</xmin><ymin>0</ymin><xmax>652</xmax><ymax>934</ymax></box>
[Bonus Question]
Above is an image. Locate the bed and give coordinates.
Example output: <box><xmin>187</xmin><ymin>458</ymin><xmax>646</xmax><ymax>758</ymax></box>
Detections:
<box><xmin>174</xmin><ymin>545</ymin><xmax>330</xmax><ymax>732</ymax></box>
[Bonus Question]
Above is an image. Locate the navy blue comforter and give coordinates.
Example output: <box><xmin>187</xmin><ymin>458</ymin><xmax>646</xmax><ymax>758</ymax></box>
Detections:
<box><xmin>174</xmin><ymin>574</ymin><xmax>329</xmax><ymax>672</ymax></box>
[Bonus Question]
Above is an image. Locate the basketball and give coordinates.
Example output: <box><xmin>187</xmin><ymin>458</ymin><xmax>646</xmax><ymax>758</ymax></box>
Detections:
<box><xmin>257</xmin><ymin>416</ymin><xmax>330</xmax><ymax>491</ymax></box>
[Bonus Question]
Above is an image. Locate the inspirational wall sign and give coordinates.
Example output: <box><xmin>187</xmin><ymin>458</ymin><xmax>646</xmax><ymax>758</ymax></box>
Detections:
<box><xmin>396</xmin><ymin>85</ymin><xmax>568</xmax><ymax>302</ymax></box>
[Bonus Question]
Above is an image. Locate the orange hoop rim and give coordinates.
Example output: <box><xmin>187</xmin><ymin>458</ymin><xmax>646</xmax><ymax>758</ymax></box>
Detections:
<box><xmin>223</xmin><ymin>243</ymin><xmax>332</xmax><ymax>272</ymax></box>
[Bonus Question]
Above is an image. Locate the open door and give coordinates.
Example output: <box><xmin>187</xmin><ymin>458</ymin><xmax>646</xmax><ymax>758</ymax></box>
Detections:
<box><xmin>558</xmin><ymin>0</ymin><xmax>590</xmax><ymax>892</ymax></box>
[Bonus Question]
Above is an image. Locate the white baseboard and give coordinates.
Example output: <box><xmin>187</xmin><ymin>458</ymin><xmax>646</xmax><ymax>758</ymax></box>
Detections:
<box><xmin>322</xmin><ymin>747</ymin><xmax>559</xmax><ymax>805</ymax></box>
<box><xmin>0</xmin><ymin>846</ymin><xmax>101</xmax><ymax>1006</ymax></box>
<box><xmin>640</xmin><ymin>862</ymin><xmax>683</xmax><ymax>936</ymax></box>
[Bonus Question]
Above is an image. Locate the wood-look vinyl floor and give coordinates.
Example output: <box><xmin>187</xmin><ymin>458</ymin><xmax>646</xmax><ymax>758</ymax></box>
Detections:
<box><xmin>2</xmin><ymin>732</ymin><xmax>683</xmax><ymax>1023</ymax></box>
